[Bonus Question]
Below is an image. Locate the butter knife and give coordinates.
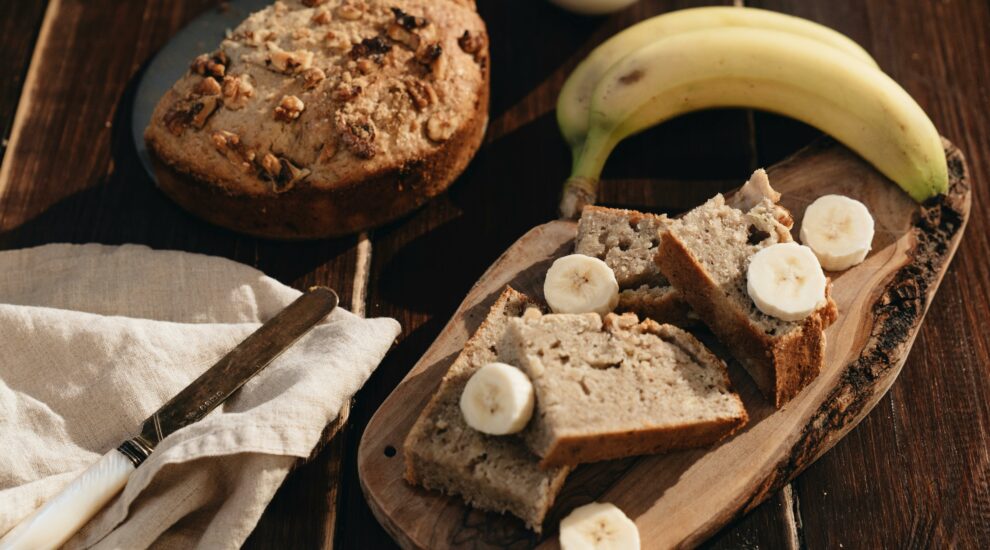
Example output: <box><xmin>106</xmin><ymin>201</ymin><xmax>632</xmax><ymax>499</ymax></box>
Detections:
<box><xmin>0</xmin><ymin>286</ymin><xmax>338</xmax><ymax>550</ymax></box>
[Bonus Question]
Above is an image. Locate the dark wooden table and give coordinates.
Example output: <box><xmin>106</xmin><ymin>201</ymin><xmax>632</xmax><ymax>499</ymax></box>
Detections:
<box><xmin>2</xmin><ymin>0</ymin><xmax>988</xmax><ymax>548</ymax></box>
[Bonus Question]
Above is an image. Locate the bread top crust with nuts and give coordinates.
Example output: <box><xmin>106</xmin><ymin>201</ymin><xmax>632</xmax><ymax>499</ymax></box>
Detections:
<box><xmin>145</xmin><ymin>0</ymin><xmax>488</xmax><ymax>195</ymax></box>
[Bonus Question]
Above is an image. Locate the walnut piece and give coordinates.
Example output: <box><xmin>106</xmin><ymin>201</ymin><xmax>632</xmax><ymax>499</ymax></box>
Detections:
<box><xmin>458</xmin><ymin>30</ymin><xmax>485</xmax><ymax>55</ymax></box>
<box><xmin>191</xmin><ymin>96</ymin><xmax>219</xmax><ymax>127</ymax></box>
<box><xmin>163</xmin><ymin>95</ymin><xmax>219</xmax><ymax>135</ymax></box>
<box><xmin>350</xmin><ymin>36</ymin><xmax>392</xmax><ymax>59</ymax></box>
<box><xmin>386</xmin><ymin>23</ymin><xmax>420</xmax><ymax>51</ymax></box>
<box><xmin>391</xmin><ymin>7</ymin><xmax>427</xmax><ymax>30</ymax></box>
<box><xmin>301</xmin><ymin>67</ymin><xmax>326</xmax><ymax>90</ymax></box>
<box><xmin>302</xmin><ymin>0</ymin><xmax>327</xmax><ymax>6</ymax></box>
<box><xmin>337</xmin><ymin>3</ymin><xmax>363</xmax><ymax>20</ymax></box>
<box><xmin>221</xmin><ymin>75</ymin><xmax>254</xmax><ymax>110</ymax></box>
<box><xmin>356</xmin><ymin>58</ymin><xmax>374</xmax><ymax>74</ymax></box>
<box><xmin>266</xmin><ymin>44</ymin><xmax>314</xmax><ymax>74</ymax></box>
<box><xmin>339</xmin><ymin>118</ymin><xmax>377</xmax><ymax>159</ymax></box>
<box><xmin>260</xmin><ymin>152</ymin><xmax>281</xmax><ymax>177</ymax></box>
<box><xmin>416</xmin><ymin>43</ymin><xmax>444</xmax><ymax>77</ymax></box>
<box><xmin>426</xmin><ymin>115</ymin><xmax>455</xmax><ymax>142</ymax></box>
<box><xmin>274</xmin><ymin>95</ymin><xmax>305</xmax><ymax>122</ymax></box>
<box><xmin>211</xmin><ymin>130</ymin><xmax>256</xmax><ymax>169</ymax></box>
<box><xmin>405</xmin><ymin>79</ymin><xmax>437</xmax><ymax>111</ymax></box>
<box><xmin>332</xmin><ymin>83</ymin><xmax>362</xmax><ymax>101</ymax></box>
<box><xmin>194</xmin><ymin>77</ymin><xmax>222</xmax><ymax>96</ymax></box>
<box><xmin>258</xmin><ymin>153</ymin><xmax>310</xmax><ymax>193</ymax></box>
<box><xmin>311</xmin><ymin>8</ymin><xmax>332</xmax><ymax>24</ymax></box>
<box><xmin>191</xmin><ymin>51</ymin><xmax>227</xmax><ymax>78</ymax></box>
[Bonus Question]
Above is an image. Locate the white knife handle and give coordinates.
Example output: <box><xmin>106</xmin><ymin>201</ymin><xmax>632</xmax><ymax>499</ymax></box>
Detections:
<box><xmin>0</xmin><ymin>450</ymin><xmax>135</xmax><ymax>550</ymax></box>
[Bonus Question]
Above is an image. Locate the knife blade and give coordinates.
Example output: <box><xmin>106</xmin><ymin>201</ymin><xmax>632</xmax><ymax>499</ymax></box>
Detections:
<box><xmin>0</xmin><ymin>286</ymin><xmax>338</xmax><ymax>550</ymax></box>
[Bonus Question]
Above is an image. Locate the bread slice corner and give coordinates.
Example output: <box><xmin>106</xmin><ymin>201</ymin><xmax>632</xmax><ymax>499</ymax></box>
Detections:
<box><xmin>656</xmin><ymin>173</ymin><xmax>838</xmax><ymax>407</ymax></box>
<box><xmin>499</xmin><ymin>310</ymin><xmax>748</xmax><ymax>468</ymax></box>
<box><xmin>402</xmin><ymin>286</ymin><xmax>569</xmax><ymax>532</ymax></box>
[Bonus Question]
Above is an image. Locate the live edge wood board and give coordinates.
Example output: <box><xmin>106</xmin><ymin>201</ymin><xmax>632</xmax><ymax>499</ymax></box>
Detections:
<box><xmin>358</xmin><ymin>138</ymin><xmax>971</xmax><ymax>550</ymax></box>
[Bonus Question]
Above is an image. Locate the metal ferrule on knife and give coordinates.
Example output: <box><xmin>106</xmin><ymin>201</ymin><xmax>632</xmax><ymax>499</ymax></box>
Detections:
<box><xmin>116</xmin><ymin>436</ymin><xmax>156</xmax><ymax>467</ymax></box>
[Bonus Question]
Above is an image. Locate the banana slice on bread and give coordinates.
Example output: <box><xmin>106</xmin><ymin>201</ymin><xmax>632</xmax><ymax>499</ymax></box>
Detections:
<box><xmin>544</xmin><ymin>254</ymin><xmax>620</xmax><ymax>315</ymax></box>
<box><xmin>459</xmin><ymin>362</ymin><xmax>535</xmax><ymax>435</ymax></box>
<box><xmin>747</xmin><ymin>242</ymin><xmax>828</xmax><ymax>322</ymax></box>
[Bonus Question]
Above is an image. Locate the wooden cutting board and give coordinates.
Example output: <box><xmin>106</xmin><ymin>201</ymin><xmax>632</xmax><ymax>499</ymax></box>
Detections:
<box><xmin>357</xmin><ymin>138</ymin><xmax>970</xmax><ymax>549</ymax></box>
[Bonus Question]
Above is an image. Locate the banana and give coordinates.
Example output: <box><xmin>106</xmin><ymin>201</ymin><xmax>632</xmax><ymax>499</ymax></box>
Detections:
<box><xmin>800</xmin><ymin>194</ymin><xmax>875</xmax><ymax>271</ymax></box>
<box><xmin>559</xmin><ymin>502</ymin><xmax>640</xmax><ymax>550</ymax></box>
<box><xmin>557</xmin><ymin>6</ymin><xmax>878</xmax><ymax>151</ymax></box>
<box><xmin>548</xmin><ymin>0</ymin><xmax>639</xmax><ymax>16</ymax></box>
<box><xmin>459</xmin><ymin>362</ymin><xmax>535</xmax><ymax>435</ymax></box>
<box><xmin>747</xmin><ymin>242</ymin><xmax>828</xmax><ymax>322</ymax></box>
<box><xmin>544</xmin><ymin>254</ymin><xmax>620</xmax><ymax>314</ymax></box>
<box><xmin>560</xmin><ymin>27</ymin><xmax>948</xmax><ymax>217</ymax></box>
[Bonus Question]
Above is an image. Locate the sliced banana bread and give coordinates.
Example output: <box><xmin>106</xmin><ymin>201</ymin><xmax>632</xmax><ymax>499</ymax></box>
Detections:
<box><xmin>499</xmin><ymin>310</ymin><xmax>748</xmax><ymax>467</ymax></box>
<box><xmin>575</xmin><ymin>205</ymin><xmax>691</xmax><ymax>325</ymax></box>
<box><xmin>145</xmin><ymin>0</ymin><xmax>489</xmax><ymax>238</ymax></box>
<box><xmin>656</xmin><ymin>175</ymin><xmax>838</xmax><ymax>407</ymax></box>
<box><xmin>403</xmin><ymin>287</ymin><xmax>570</xmax><ymax>532</ymax></box>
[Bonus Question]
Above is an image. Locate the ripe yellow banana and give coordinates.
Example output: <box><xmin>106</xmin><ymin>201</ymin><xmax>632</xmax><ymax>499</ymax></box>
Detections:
<box><xmin>557</xmin><ymin>6</ymin><xmax>879</xmax><ymax>152</ymax></box>
<box><xmin>560</xmin><ymin>27</ymin><xmax>947</xmax><ymax>217</ymax></box>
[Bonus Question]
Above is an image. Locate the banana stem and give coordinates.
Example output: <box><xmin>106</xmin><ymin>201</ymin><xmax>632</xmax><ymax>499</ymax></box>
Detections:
<box><xmin>560</xmin><ymin>176</ymin><xmax>598</xmax><ymax>219</ymax></box>
<box><xmin>559</xmin><ymin>129</ymin><xmax>622</xmax><ymax>219</ymax></box>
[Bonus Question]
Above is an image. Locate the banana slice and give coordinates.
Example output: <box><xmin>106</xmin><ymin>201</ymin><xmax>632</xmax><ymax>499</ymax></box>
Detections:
<box><xmin>800</xmin><ymin>195</ymin><xmax>875</xmax><ymax>271</ymax></box>
<box><xmin>747</xmin><ymin>242</ymin><xmax>827</xmax><ymax>322</ymax></box>
<box><xmin>544</xmin><ymin>254</ymin><xmax>620</xmax><ymax>314</ymax></box>
<box><xmin>460</xmin><ymin>362</ymin><xmax>535</xmax><ymax>435</ymax></box>
<box><xmin>560</xmin><ymin>502</ymin><xmax>640</xmax><ymax>550</ymax></box>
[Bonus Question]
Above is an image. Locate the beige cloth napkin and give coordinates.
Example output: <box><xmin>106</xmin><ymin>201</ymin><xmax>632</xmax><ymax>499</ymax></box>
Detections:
<box><xmin>0</xmin><ymin>243</ymin><xmax>401</xmax><ymax>549</ymax></box>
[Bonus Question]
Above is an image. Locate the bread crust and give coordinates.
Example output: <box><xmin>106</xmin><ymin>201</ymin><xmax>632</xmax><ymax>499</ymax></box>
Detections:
<box><xmin>402</xmin><ymin>287</ymin><xmax>570</xmax><ymax>532</ymax></box>
<box><xmin>658</xmin><ymin>232</ymin><xmax>838</xmax><ymax>408</ymax></box>
<box><xmin>144</xmin><ymin>0</ymin><xmax>490</xmax><ymax>239</ymax></box>
<box><xmin>147</xmin><ymin>84</ymin><xmax>488</xmax><ymax>239</ymax></box>
<box><xmin>402</xmin><ymin>286</ymin><xmax>529</xmax><ymax>486</ymax></box>
<box><xmin>540</xmin><ymin>416</ymin><xmax>746</xmax><ymax>468</ymax></box>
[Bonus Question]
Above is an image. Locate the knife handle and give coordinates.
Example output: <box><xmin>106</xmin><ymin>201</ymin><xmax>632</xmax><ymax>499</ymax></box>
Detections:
<box><xmin>0</xmin><ymin>450</ymin><xmax>135</xmax><ymax>550</ymax></box>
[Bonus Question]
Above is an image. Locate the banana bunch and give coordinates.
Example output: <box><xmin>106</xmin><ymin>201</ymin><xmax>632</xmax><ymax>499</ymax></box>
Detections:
<box><xmin>557</xmin><ymin>7</ymin><xmax>948</xmax><ymax>217</ymax></box>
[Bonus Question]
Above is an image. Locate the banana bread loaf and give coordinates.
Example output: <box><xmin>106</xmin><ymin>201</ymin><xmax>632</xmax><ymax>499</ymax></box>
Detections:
<box><xmin>145</xmin><ymin>0</ymin><xmax>489</xmax><ymax>239</ymax></box>
<box><xmin>656</xmin><ymin>174</ymin><xmax>838</xmax><ymax>407</ymax></box>
<box><xmin>403</xmin><ymin>287</ymin><xmax>570</xmax><ymax>532</ymax></box>
<box><xmin>499</xmin><ymin>310</ymin><xmax>748</xmax><ymax>467</ymax></box>
<box><xmin>575</xmin><ymin>205</ymin><xmax>692</xmax><ymax>325</ymax></box>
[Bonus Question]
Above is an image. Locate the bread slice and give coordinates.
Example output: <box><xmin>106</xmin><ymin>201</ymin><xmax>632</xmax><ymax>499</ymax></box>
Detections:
<box><xmin>499</xmin><ymin>310</ymin><xmax>748</xmax><ymax>468</ymax></box>
<box><xmin>656</xmin><ymin>172</ymin><xmax>838</xmax><ymax>407</ymax></box>
<box><xmin>145</xmin><ymin>0</ymin><xmax>489</xmax><ymax>239</ymax></box>
<box><xmin>403</xmin><ymin>287</ymin><xmax>570</xmax><ymax>532</ymax></box>
<box><xmin>575</xmin><ymin>205</ymin><xmax>691</xmax><ymax>325</ymax></box>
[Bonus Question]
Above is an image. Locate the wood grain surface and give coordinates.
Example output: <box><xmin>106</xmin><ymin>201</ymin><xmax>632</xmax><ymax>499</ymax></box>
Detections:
<box><xmin>0</xmin><ymin>0</ymin><xmax>987</xmax><ymax>548</ymax></box>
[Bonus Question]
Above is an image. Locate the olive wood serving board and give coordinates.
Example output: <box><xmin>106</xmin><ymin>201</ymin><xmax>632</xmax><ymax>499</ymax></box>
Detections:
<box><xmin>358</xmin><ymin>138</ymin><xmax>970</xmax><ymax>549</ymax></box>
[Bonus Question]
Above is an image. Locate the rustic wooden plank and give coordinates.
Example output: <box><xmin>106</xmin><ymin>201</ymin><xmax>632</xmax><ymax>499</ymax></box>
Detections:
<box><xmin>0</xmin><ymin>1</ymin><xmax>48</xmax><ymax>162</ymax></box>
<box><xmin>0</xmin><ymin>2</ymin><xmax>360</xmax><ymax>548</ymax></box>
<box><xmin>745</xmin><ymin>0</ymin><xmax>990</xmax><ymax>547</ymax></box>
<box><xmin>356</xmin><ymin>138</ymin><xmax>969</xmax><ymax>548</ymax></box>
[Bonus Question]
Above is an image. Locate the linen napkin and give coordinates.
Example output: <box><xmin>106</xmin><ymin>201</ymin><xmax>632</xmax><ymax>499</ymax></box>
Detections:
<box><xmin>0</xmin><ymin>243</ymin><xmax>401</xmax><ymax>549</ymax></box>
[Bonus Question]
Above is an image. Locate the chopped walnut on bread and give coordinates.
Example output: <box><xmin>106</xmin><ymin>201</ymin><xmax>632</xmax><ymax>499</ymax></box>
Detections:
<box><xmin>145</xmin><ymin>0</ymin><xmax>489</xmax><ymax>239</ymax></box>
